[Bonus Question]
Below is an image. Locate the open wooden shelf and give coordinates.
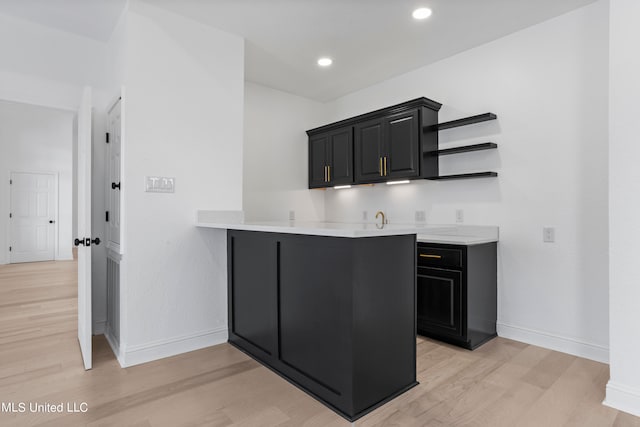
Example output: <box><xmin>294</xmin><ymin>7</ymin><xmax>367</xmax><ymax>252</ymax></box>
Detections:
<box><xmin>434</xmin><ymin>142</ymin><xmax>497</xmax><ymax>156</ymax></box>
<box><xmin>438</xmin><ymin>113</ymin><xmax>497</xmax><ymax>130</ymax></box>
<box><xmin>426</xmin><ymin>172</ymin><xmax>498</xmax><ymax>181</ymax></box>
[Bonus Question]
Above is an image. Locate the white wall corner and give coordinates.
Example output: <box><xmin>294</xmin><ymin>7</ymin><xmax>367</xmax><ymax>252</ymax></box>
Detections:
<box><xmin>497</xmin><ymin>322</ymin><xmax>609</xmax><ymax>364</ymax></box>
<box><xmin>120</xmin><ymin>326</ymin><xmax>228</xmax><ymax>368</ymax></box>
<box><xmin>93</xmin><ymin>320</ymin><xmax>106</xmax><ymax>335</ymax></box>
<box><xmin>604</xmin><ymin>381</ymin><xmax>640</xmax><ymax>418</ymax></box>
<box><xmin>104</xmin><ymin>327</ymin><xmax>124</xmax><ymax>368</ymax></box>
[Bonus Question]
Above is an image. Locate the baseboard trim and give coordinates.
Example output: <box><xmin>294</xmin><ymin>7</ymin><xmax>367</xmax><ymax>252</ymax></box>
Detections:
<box><xmin>497</xmin><ymin>322</ymin><xmax>609</xmax><ymax>363</ymax></box>
<box><xmin>120</xmin><ymin>326</ymin><xmax>228</xmax><ymax>368</ymax></box>
<box><xmin>104</xmin><ymin>328</ymin><xmax>124</xmax><ymax>368</ymax></box>
<box><xmin>93</xmin><ymin>320</ymin><xmax>106</xmax><ymax>335</ymax></box>
<box><xmin>604</xmin><ymin>381</ymin><xmax>640</xmax><ymax>417</ymax></box>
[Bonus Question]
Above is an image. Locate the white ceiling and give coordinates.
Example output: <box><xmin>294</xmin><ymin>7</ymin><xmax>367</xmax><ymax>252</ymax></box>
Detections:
<box><xmin>0</xmin><ymin>0</ymin><xmax>598</xmax><ymax>101</ymax></box>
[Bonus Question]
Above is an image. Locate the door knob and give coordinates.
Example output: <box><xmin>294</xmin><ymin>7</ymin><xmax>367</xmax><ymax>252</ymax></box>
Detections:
<box><xmin>49</xmin><ymin>220</ymin><xmax>55</xmax><ymax>224</ymax></box>
<box><xmin>91</xmin><ymin>238</ymin><xmax>101</xmax><ymax>246</ymax></box>
<box><xmin>111</xmin><ymin>182</ymin><xmax>121</xmax><ymax>190</ymax></box>
<box><xmin>74</xmin><ymin>238</ymin><xmax>84</xmax><ymax>246</ymax></box>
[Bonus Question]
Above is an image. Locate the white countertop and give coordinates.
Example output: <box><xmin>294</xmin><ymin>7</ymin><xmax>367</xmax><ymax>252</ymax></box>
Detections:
<box><xmin>196</xmin><ymin>212</ymin><xmax>498</xmax><ymax>243</ymax></box>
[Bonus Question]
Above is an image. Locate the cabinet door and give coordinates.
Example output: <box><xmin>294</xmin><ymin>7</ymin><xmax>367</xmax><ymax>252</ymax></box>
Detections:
<box><xmin>229</xmin><ymin>232</ymin><xmax>278</xmax><ymax>357</ymax></box>
<box><xmin>279</xmin><ymin>236</ymin><xmax>353</xmax><ymax>398</ymax></box>
<box><xmin>354</xmin><ymin>119</ymin><xmax>385</xmax><ymax>182</ymax></box>
<box><xmin>327</xmin><ymin>128</ymin><xmax>353</xmax><ymax>186</ymax></box>
<box><xmin>309</xmin><ymin>134</ymin><xmax>329</xmax><ymax>188</ymax></box>
<box><xmin>384</xmin><ymin>109</ymin><xmax>420</xmax><ymax>178</ymax></box>
<box><xmin>417</xmin><ymin>267</ymin><xmax>463</xmax><ymax>338</ymax></box>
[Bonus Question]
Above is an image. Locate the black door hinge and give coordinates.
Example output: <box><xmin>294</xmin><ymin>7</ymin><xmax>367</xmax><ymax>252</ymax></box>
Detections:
<box><xmin>106</xmin><ymin>132</ymin><xmax>110</xmax><ymax>143</ymax></box>
<box><xmin>9</xmin><ymin>213</ymin><xmax>12</xmax><ymax>218</ymax></box>
<box><xmin>9</xmin><ymin>247</ymin><xmax>11</xmax><ymax>252</ymax></box>
<box><xmin>9</xmin><ymin>179</ymin><xmax>12</xmax><ymax>185</ymax></box>
<box><xmin>105</xmin><ymin>211</ymin><xmax>109</xmax><ymax>222</ymax></box>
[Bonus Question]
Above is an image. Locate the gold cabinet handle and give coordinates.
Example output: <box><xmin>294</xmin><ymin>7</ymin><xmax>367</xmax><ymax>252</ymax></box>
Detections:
<box><xmin>384</xmin><ymin>156</ymin><xmax>388</xmax><ymax>176</ymax></box>
<box><xmin>419</xmin><ymin>254</ymin><xmax>442</xmax><ymax>259</ymax></box>
<box><xmin>327</xmin><ymin>165</ymin><xmax>331</xmax><ymax>182</ymax></box>
<box><xmin>379</xmin><ymin>157</ymin><xmax>383</xmax><ymax>176</ymax></box>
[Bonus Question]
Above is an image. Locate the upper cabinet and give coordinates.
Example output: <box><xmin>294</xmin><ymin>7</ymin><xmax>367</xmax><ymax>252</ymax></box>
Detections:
<box><xmin>307</xmin><ymin>98</ymin><xmax>442</xmax><ymax>188</ymax></box>
<box><xmin>309</xmin><ymin>127</ymin><xmax>354</xmax><ymax>188</ymax></box>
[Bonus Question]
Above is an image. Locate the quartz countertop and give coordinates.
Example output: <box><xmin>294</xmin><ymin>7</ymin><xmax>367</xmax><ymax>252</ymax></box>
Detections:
<box><xmin>196</xmin><ymin>211</ymin><xmax>498</xmax><ymax>243</ymax></box>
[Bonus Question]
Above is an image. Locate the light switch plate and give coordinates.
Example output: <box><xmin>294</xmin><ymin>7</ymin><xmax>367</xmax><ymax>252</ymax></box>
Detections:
<box><xmin>415</xmin><ymin>210</ymin><xmax>426</xmax><ymax>223</ymax></box>
<box><xmin>145</xmin><ymin>176</ymin><xmax>175</xmax><ymax>193</ymax></box>
<box><xmin>543</xmin><ymin>227</ymin><xmax>555</xmax><ymax>243</ymax></box>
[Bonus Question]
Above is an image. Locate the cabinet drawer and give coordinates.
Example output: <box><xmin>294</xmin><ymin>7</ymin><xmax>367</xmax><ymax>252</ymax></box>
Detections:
<box><xmin>417</xmin><ymin>246</ymin><xmax>462</xmax><ymax>268</ymax></box>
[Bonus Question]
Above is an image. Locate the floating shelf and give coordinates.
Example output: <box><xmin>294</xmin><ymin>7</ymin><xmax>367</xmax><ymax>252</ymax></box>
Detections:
<box><xmin>438</xmin><ymin>113</ymin><xmax>497</xmax><ymax>130</ymax></box>
<box><xmin>426</xmin><ymin>172</ymin><xmax>498</xmax><ymax>181</ymax></box>
<box><xmin>434</xmin><ymin>142</ymin><xmax>497</xmax><ymax>156</ymax></box>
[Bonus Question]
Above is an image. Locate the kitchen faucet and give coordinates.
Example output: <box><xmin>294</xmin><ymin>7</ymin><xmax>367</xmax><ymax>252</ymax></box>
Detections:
<box><xmin>375</xmin><ymin>211</ymin><xmax>387</xmax><ymax>226</ymax></box>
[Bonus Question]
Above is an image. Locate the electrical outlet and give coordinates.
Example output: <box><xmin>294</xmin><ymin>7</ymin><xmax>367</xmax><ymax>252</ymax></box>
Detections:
<box><xmin>415</xmin><ymin>210</ymin><xmax>426</xmax><ymax>223</ymax></box>
<box><xmin>362</xmin><ymin>211</ymin><xmax>368</xmax><ymax>221</ymax></box>
<box><xmin>456</xmin><ymin>209</ymin><xmax>464</xmax><ymax>223</ymax></box>
<box><xmin>289</xmin><ymin>210</ymin><xmax>295</xmax><ymax>221</ymax></box>
<box><xmin>543</xmin><ymin>227</ymin><xmax>555</xmax><ymax>243</ymax></box>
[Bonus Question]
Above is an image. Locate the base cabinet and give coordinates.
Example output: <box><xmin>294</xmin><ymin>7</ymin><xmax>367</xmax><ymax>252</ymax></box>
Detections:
<box><xmin>228</xmin><ymin>230</ymin><xmax>417</xmax><ymax>421</ymax></box>
<box><xmin>416</xmin><ymin>242</ymin><xmax>497</xmax><ymax>350</ymax></box>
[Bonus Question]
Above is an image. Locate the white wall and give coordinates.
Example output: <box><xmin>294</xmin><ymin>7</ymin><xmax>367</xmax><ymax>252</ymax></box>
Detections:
<box><xmin>0</xmin><ymin>12</ymin><xmax>108</xmax><ymax>110</ymax></box>
<box><xmin>243</xmin><ymin>82</ymin><xmax>327</xmax><ymax>221</ymax></box>
<box><xmin>321</xmin><ymin>1</ymin><xmax>610</xmax><ymax>362</ymax></box>
<box><xmin>117</xmin><ymin>2</ymin><xmax>244</xmax><ymax>365</ymax></box>
<box><xmin>606</xmin><ymin>0</ymin><xmax>640</xmax><ymax>417</ymax></box>
<box><xmin>0</xmin><ymin>100</ymin><xmax>75</xmax><ymax>264</ymax></box>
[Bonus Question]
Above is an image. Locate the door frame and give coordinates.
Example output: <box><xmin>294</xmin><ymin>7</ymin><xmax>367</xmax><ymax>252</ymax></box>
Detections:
<box><xmin>7</xmin><ymin>170</ymin><xmax>60</xmax><ymax>263</ymax></box>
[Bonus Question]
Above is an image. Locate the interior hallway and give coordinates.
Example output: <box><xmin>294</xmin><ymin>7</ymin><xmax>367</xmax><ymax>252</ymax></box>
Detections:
<box><xmin>0</xmin><ymin>260</ymin><xmax>639</xmax><ymax>426</ymax></box>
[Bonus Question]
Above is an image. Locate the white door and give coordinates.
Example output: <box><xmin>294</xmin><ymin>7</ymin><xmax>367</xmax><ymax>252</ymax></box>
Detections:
<box><xmin>107</xmin><ymin>99</ymin><xmax>121</xmax><ymax>249</ymax></box>
<box><xmin>77</xmin><ymin>86</ymin><xmax>93</xmax><ymax>370</ymax></box>
<box><xmin>9</xmin><ymin>172</ymin><xmax>56</xmax><ymax>263</ymax></box>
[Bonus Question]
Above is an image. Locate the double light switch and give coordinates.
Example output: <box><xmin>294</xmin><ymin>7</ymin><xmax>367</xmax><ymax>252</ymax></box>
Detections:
<box><xmin>145</xmin><ymin>176</ymin><xmax>175</xmax><ymax>193</ymax></box>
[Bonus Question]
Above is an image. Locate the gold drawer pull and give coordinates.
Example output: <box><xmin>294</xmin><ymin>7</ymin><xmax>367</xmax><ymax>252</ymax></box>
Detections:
<box><xmin>420</xmin><ymin>254</ymin><xmax>442</xmax><ymax>259</ymax></box>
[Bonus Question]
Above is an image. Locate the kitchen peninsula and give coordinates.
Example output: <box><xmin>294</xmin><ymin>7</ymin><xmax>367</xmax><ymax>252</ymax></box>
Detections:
<box><xmin>197</xmin><ymin>213</ymin><xmax>498</xmax><ymax>421</ymax></box>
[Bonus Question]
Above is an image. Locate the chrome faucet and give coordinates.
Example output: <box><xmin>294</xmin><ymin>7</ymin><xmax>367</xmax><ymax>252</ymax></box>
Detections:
<box><xmin>375</xmin><ymin>211</ymin><xmax>387</xmax><ymax>227</ymax></box>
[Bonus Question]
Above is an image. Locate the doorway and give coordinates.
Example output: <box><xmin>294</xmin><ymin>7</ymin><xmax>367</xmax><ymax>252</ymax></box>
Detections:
<box><xmin>9</xmin><ymin>171</ymin><xmax>57</xmax><ymax>263</ymax></box>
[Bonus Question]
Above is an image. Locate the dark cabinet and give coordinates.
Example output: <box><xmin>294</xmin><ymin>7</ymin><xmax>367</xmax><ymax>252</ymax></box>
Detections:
<box><xmin>353</xmin><ymin>110</ymin><xmax>419</xmax><ymax>182</ymax></box>
<box><xmin>227</xmin><ymin>230</ymin><xmax>417</xmax><ymax>421</ymax></box>
<box><xmin>416</xmin><ymin>242</ymin><xmax>497</xmax><ymax>350</ymax></box>
<box><xmin>384</xmin><ymin>109</ymin><xmax>420</xmax><ymax>179</ymax></box>
<box><xmin>354</xmin><ymin>119</ymin><xmax>385</xmax><ymax>182</ymax></box>
<box><xmin>308</xmin><ymin>127</ymin><xmax>353</xmax><ymax>188</ymax></box>
<box><xmin>229</xmin><ymin>232</ymin><xmax>278</xmax><ymax>356</ymax></box>
<box><xmin>307</xmin><ymin>97</ymin><xmax>442</xmax><ymax>188</ymax></box>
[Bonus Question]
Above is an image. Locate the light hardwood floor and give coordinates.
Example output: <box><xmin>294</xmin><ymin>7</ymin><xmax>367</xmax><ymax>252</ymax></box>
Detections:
<box><xmin>1</xmin><ymin>260</ymin><xmax>639</xmax><ymax>427</ymax></box>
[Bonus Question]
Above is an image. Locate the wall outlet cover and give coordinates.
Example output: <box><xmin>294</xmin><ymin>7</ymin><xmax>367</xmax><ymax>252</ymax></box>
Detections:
<box><xmin>456</xmin><ymin>209</ymin><xmax>464</xmax><ymax>223</ymax></box>
<box><xmin>543</xmin><ymin>227</ymin><xmax>555</xmax><ymax>243</ymax></box>
<box><xmin>289</xmin><ymin>210</ymin><xmax>296</xmax><ymax>221</ymax></box>
<box><xmin>415</xmin><ymin>210</ymin><xmax>426</xmax><ymax>223</ymax></box>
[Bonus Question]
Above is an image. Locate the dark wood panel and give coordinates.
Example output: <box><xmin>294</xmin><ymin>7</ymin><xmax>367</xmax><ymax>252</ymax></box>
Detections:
<box><xmin>385</xmin><ymin>109</ymin><xmax>420</xmax><ymax>178</ymax></box>
<box><xmin>309</xmin><ymin>134</ymin><xmax>329</xmax><ymax>188</ymax></box>
<box><xmin>328</xmin><ymin>128</ymin><xmax>354</xmax><ymax>185</ymax></box>
<box><xmin>417</xmin><ymin>267</ymin><xmax>463</xmax><ymax>338</ymax></box>
<box><xmin>229</xmin><ymin>232</ymin><xmax>278</xmax><ymax>356</ymax></box>
<box><xmin>354</xmin><ymin>119</ymin><xmax>385</xmax><ymax>182</ymax></box>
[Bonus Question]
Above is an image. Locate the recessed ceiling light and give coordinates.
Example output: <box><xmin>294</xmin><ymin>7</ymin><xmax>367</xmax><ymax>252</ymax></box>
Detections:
<box><xmin>317</xmin><ymin>57</ymin><xmax>333</xmax><ymax>67</ymax></box>
<box><xmin>412</xmin><ymin>7</ymin><xmax>432</xmax><ymax>20</ymax></box>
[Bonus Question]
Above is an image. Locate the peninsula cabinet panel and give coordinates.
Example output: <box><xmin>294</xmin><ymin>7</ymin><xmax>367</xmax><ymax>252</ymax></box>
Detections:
<box><xmin>228</xmin><ymin>232</ymin><xmax>278</xmax><ymax>357</ymax></box>
<box><xmin>226</xmin><ymin>230</ymin><xmax>417</xmax><ymax>421</ymax></box>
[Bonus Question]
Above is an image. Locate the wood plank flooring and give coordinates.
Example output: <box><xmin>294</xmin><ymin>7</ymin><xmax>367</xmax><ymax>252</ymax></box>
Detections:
<box><xmin>1</xmin><ymin>259</ymin><xmax>638</xmax><ymax>426</ymax></box>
